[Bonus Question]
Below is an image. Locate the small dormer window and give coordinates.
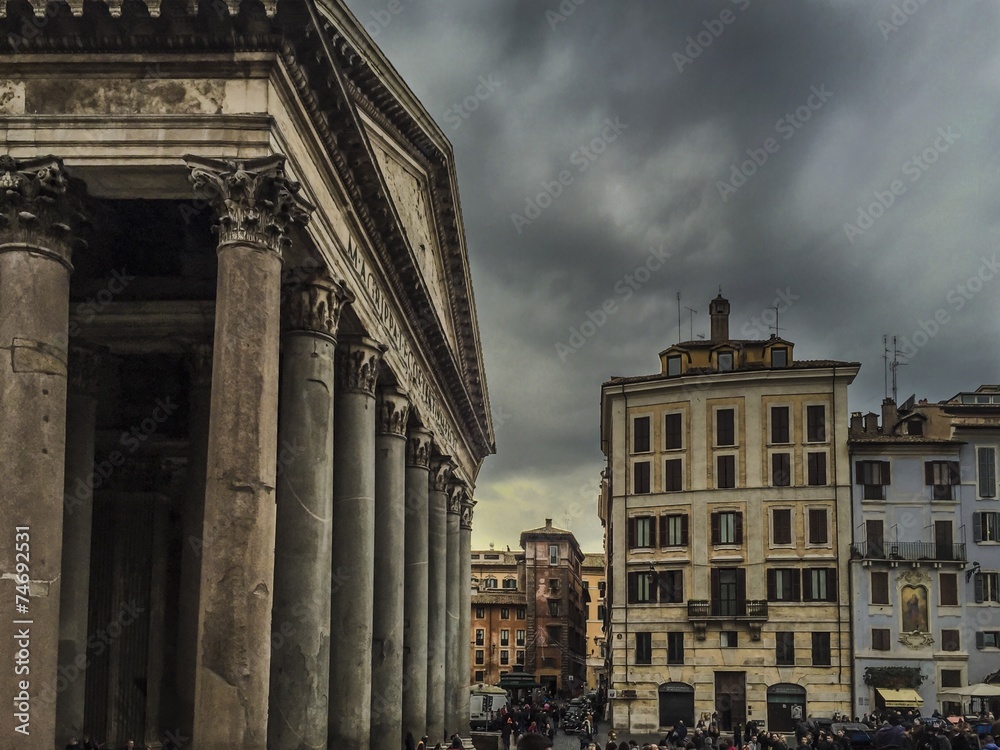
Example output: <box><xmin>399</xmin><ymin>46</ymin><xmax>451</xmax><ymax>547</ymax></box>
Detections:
<box><xmin>667</xmin><ymin>355</ymin><xmax>682</xmax><ymax>377</ymax></box>
<box><xmin>718</xmin><ymin>351</ymin><xmax>733</xmax><ymax>372</ymax></box>
<box><xmin>772</xmin><ymin>348</ymin><xmax>788</xmax><ymax>368</ymax></box>
<box><xmin>907</xmin><ymin>420</ymin><xmax>923</xmax><ymax>436</ymax></box>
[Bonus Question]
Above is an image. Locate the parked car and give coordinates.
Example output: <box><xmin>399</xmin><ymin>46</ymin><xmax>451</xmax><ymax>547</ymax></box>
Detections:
<box><xmin>832</xmin><ymin>722</ymin><xmax>877</xmax><ymax>750</ymax></box>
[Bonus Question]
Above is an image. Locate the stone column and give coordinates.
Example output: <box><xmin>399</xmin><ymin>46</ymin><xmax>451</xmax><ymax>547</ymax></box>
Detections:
<box><xmin>56</xmin><ymin>343</ymin><xmax>102</xmax><ymax>743</ymax></box>
<box><xmin>268</xmin><ymin>272</ymin><xmax>352</xmax><ymax>750</ymax></box>
<box><xmin>444</xmin><ymin>482</ymin><xmax>463</xmax><ymax>738</ymax></box>
<box><xmin>0</xmin><ymin>155</ymin><xmax>83</xmax><ymax>748</ymax></box>
<box><xmin>426</xmin><ymin>456</ymin><xmax>454</xmax><ymax>743</ymax></box>
<box><xmin>402</xmin><ymin>426</ymin><xmax>433</xmax><ymax>741</ymax></box>
<box><xmin>184</xmin><ymin>154</ymin><xmax>313</xmax><ymax>750</ymax></box>
<box><xmin>329</xmin><ymin>336</ymin><xmax>386</xmax><ymax>750</ymax></box>
<box><xmin>371</xmin><ymin>386</ymin><xmax>410</xmax><ymax>749</ymax></box>
<box><xmin>176</xmin><ymin>342</ymin><xmax>212</xmax><ymax>740</ymax></box>
<box><xmin>458</xmin><ymin>492</ymin><xmax>476</xmax><ymax>741</ymax></box>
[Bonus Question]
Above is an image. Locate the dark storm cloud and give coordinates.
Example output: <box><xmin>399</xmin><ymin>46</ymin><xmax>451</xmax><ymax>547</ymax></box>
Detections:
<box><xmin>343</xmin><ymin>0</ymin><xmax>1000</xmax><ymax>550</ymax></box>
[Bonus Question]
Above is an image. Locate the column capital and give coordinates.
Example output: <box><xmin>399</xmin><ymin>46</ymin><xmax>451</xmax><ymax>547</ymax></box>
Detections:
<box><xmin>335</xmin><ymin>335</ymin><xmax>387</xmax><ymax>397</ymax></box>
<box><xmin>183</xmin><ymin>154</ymin><xmax>314</xmax><ymax>256</ymax></box>
<box><xmin>460</xmin><ymin>493</ymin><xmax>475</xmax><ymax>531</ymax></box>
<box><xmin>406</xmin><ymin>426</ymin><xmax>434</xmax><ymax>469</ymax></box>
<box><xmin>67</xmin><ymin>343</ymin><xmax>104</xmax><ymax>397</ymax></box>
<box><xmin>283</xmin><ymin>271</ymin><xmax>354</xmax><ymax>339</ymax></box>
<box><xmin>0</xmin><ymin>155</ymin><xmax>86</xmax><ymax>269</ymax></box>
<box><xmin>376</xmin><ymin>386</ymin><xmax>410</xmax><ymax>438</ymax></box>
<box><xmin>429</xmin><ymin>455</ymin><xmax>455</xmax><ymax>492</ymax></box>
<box><xmin>446</xmin><ymin>482</ymin><xmax>467</xmax><ymax>516</ymax></box>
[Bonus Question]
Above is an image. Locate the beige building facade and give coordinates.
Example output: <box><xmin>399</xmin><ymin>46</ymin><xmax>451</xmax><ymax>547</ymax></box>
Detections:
<box><xmin>599</xmin><ymin>295</ymin><xmax>857</xmax><ymax>735</ymax></box>
<box><xmin>0</xmin><ymin>2</ymin><xmax>493</xmax><ymax>748</ymax></box>
<box><xmin>583</xmin><ymin>553</ymin><xmax>608</xmax><ymax>691</ymax></box>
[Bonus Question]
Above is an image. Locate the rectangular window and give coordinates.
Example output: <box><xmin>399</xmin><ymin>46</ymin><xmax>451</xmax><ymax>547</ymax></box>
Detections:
<box><xmin>772</xmin><ymin>509</ymin><xmax>792</xmax><ymax>546</ymax></box>
<box><xmin>668</xmin><ymin>632</ymin><xmax>685</xmax><ymax>664</ymax></box>
<box><xmin>767</xmin><ymin>568</ymin><xmax>801</xmax><ymax>602</ymax></box>
<box><xmin>628</xmin><ymin>516</ymin><xmax>655</xmax><ymax>549</ymax></box>
<box><xmin>941</xmin><ymin>629</ymin><xmax>961</xmax><ymax>652</ymax></box>
<box><xmin>872</xmin><ymin>628</ymin><xmax>890</xmax><ymax>651</ymax></box>
<box><xmin>548</xmin><ymin>578</ymin><xmax>559</xmax><ymax>592</ymax></box>
<box><xmin>546</xmin><ymin>625</ymin><xmax>560</xmax><ymax>644</ymax></box>
<box><xmin>975</xmin><ymin>512</ymin><xmax>1000</xmax><ymax>542</ymax></box>
<box><xmin>772</xmin><ymin>348</ymin><xmax>788</xmax><ymax>368</ymax></box>
<box><xmin>475</xmin><ymin>670</ymin><xmax>485</xmax><ymax>682</ymax></box>
<box><xmin>717</xmin><ymin>455</ymin><xmax>736</xmax><ymax>489</ymax></box>
<box><xmin>771</xmin><ymin>406</ymin><xmax>790</xmax><ymax>444</ymax></box>
<box><xmin>547</xmin><ymin>600</ymin><xmax>559</xmax><ymax>616</ymax></box>
<box><xmin>628</xmin><ymin>571</ymin><xmax>656</xmax><ymax>604</ymax></box>
<box><xmin>711</xmin><ymin>567</ymin><xmax>745</xmax><ymax>617</ymax></box>
<box><xmin>980</xmin><ymin>447</ymin><xmax>997</xmax><ymax>498</ymax></box>
<box><xmin>926</xmin><ymin>461</ymin><xmax>961</xmax><ymax>500</ymax></box>
<box><xmin>502</xmin><ymin>578</ymin><xmax>517</xmax><ymax>589</ymax></box>
<box><xmin>776</xmin><ymin>631</ymin><xmax>795</xmax><ymax>665</ymax></box>
<box><xmin>942</xmin><ymin>669</ymin><xmax>963</xmax><ymax>688</ymax></box>
<box><xmin>856</xmin><ymin>460</ymin><xmax>891</xmax><ymax>500</ymax></box>
<box><xmin>662</xmin><ymin>514</ymin><xmax>688</xmax><ymax>547</ymax></box>
<box><xmin>475</xmin><ymin>650</ymin><xmax>484</xmax><ymax>665</ymax></box>
<box><xmin>803</xmin><ymin>568</ymin><xmax>836</xmax><ymax>602</ymax></box>
<box><xmin>712</xmin><ymin>511</ymin><xmax>742</xmax><ymax>545</ymax></box>
<box><xmin>516</xmin><ymin>630</ymin><xmax>525</xmax><ymax>646</ymax></box>
<box><xmin>500</xmin><ymin>629</ymin><xmax>509</xmax><ymax>646</ymax></box>
<box><xmin>977</xmin><ymin>632</ymin><xmax>1000</xmax><ymax>649</ymax></box>
<box><xmin>667</xmin><ymin>355</ymin><xmax>682</xmax><ymax>377</ymax></box>
<box><xmin>808</xmin><ymin>508</ymin><xmax>829</xmax><ymax>545</ymax></box>
<box><xmin>717</xmin><ymin>409</ymin><xmax>735</xmax><ymax>446</ymax></box>
<box><xmin>516</xmin><ymin>650</ymin><xmax>525</xmax><ymax>664</ymax></box>
<box><xmin>549</xmin><ymin>545</ymin><xmax>559</xmax><ymax>565</ymax></box>
<box><xmin>665</xmin><ymin>413</ymin><xmax>683</xmax><ymax>450</ymax></box>
<box><xmin>975</xmin><ymin>572</ymin><xmax>1000</xmax><ymax>603</ymax></box>
<box><xmin>633</xmin><ymin>461</ymin><xmax>651</xmax><ymax>494</ymax></box>
<box><xmin>807</xmin><ymin>452</ymin><xmax>827</xmax><ymax>486</ymax></box>
<box><xmin>500</xmin><ymin>607</ymin><xmax>509</xmax><ymax>620</ymax></box>
<box><xmin>664</xmin><ymin>459</ymin><xmax>683</xmax><ymax>492</ymax></box>
<box><xmin>871</xmin><ymin>572</ymin><xmax>889</xmax><ymax>604</ymax></box>
<box><xmin>657</xmin><ymin>570</ymin><xmax>684</xmax><ymax>603</ymax></box>
<box><xmin>635</xmin><ymin>632</ymin><xmax>652</xmax><ymax>665</ymax></box>
<box><xmin>721</xmin><ymin>631</ymin><xmax>739</xmax><ymax>648</ymax></box>
<box><xmin>772</xmin><ymin>452</ymin><xmax>791</xmax><ymax>487</ymax></box>
<box><xmin>940</xmin><ymin>573</ymin><xmax>958</xmax><ymax>606</ymax></box>
<box><xmin>807</xmin><ymin>405</ymin><xmax>826</xmax><ymax>442</ymax></box>
<box><xmin>475</xmin><ymin>629</ymin><xmax>484</xmax><ymax>646</ymax></box>
<box><xmin>597</xmin><ymin>605</ymin><xmax>606</xmax><ymax>620</ymax></box>
<box><xmin>475</xmin><ymin>606</ymin><xmax>485</xmax><ymax>618</ymax></box>
<box><xmin>718</xmin><ymin>351</ymin><xmax>734</xmax><ymax>371</ymax></box>
<box><xmin>633</xmin><ymin>416</ymin><xmax>651</xmax><ymax>453</ymax></box>
<box><xmin>811</xmin><ymin>632</ymin><xmax>831</xmax><ymax>666</ymax></box>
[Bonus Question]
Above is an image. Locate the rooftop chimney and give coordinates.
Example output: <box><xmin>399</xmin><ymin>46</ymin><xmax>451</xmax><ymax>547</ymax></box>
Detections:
<box><xmin>863</xmin><ymin>412</ymin><xmax>880</xmax><ymax>435</ymax></box>
<box><xmin>710</xmin><ymin>293</ymin><xmax>730</xmax><ymax>342</ymax></box>
<box><xmin>850</xmin><ymin>412</ymin><xmax>862</xmax><ymax>435</ymax></box>
<box><xmin>881</xmin><ymin>398</ymin><xmax>898</xmax><ymax>434</ymax></box>
<box><xmin>545</xmin><ymin>518</ymin><xmax>552</xmax><ymax>528</ymax></box>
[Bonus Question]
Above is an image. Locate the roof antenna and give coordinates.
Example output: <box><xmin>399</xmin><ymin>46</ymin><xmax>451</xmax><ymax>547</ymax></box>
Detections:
<box><xmin>770</xmin><ymin>305</ymin><xmax>784</xmax><ymax>338</ymax></box>
<box><xmin>685</xmin><ymin>306</ymin><xmax>697</xmax><ymax>341</ymax></box>
<box><xmin>676</xmin><ymin>292</ymin><xmax>681</xmax><ymax>344</ymax></box>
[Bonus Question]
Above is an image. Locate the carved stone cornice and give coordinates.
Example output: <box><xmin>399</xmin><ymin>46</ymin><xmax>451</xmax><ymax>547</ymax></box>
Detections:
<box><xmin>446</xmin><ymin>482</ymin><xmax>466</xmax><ymax>516</ymax></box>
<box><xmin>0</xmin><ymin>155</ymin><xmax>86</xmax><ymax>269</ymax></box>
<box><xmin>183</xmin><ymin>154</ymin><xmax>314</xmax><ymax>256</ymax></box>
<box><xmin>460</xmin><ymin>493</ymin><xmax>475</xmax><ymax>531</ymax></box>
<box><xmin>67</xmin><ymin>343</ymin><xmax>104</xmax><ymax>397</ymax></box>
<box><xmin>429</xmin><ymin>455</ymin><xmax>454</xmax><ymax>493</ymax></box>
<box><xmin>283</xmin><ymin>272</ymin><xmax>354</xmax><ymax>339</ymax></box>
<box><xmin>406</xmin><ymin>427</ymin><xmax>434</xmax><ymax>469</ymax></box>
<box><xmin>376</xmin><ymin>386</ymin><xmax>410</xmax><ymax>438</ymax></box>
<box><xmin>184</xmin><ymin>342</ymin><xmax>214</xmax><ymax>390</ymax></box>
<box><xmin>335</xmin><ymin>336</ymin><xmax>386</xmax><ymax>397</ymax></box>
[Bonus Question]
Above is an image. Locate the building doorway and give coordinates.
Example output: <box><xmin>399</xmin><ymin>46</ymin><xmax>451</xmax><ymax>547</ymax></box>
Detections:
<box><xmin>659</xmin><ymin>683</ymin><xmax>695</xmax><ymax>728</ymax></box>
<box><xmin>766</xmin><ymin>683</ymin><xmax>806</xmax><ymax>733</ymax></box>
<box><xmin>715</xmin><ymin>672</ymin><xmax>746</xmax><ymax>731</ymax></box>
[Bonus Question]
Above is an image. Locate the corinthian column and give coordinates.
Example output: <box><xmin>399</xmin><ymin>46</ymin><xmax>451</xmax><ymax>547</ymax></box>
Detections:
<box><xmin>402</xmin><ymin>426</ymin><xmax>433</xmax><ymax>740</ymax></box>
<box><xmin>445</xmin><ymin>482</ymin><xmax>464</xmax><ymax>738</ymax></box>
<box><xmin>56</xmin><ymin>343</ymin><xmax>103</xmax><ymax>743</ymax></box>
<box><xmin>184</xmin><ymin>154</ymin><xmax>313</xmax><ymax>750</ymax></box>
<box><xmin>0</xmin><ymin>155</ymin><xmax>85</xmax><ymax>748</ymax></box>
<box><xmin>371</xmin><ymin>386</ymin><xmax>410</xmax><ymax>749</ymax></box>
<box><xmin>426</xmin><ymin>456</ymin><xmax>453</xmax><ymax>743</ymax></box>
<box><xmin>268</xmin><ymin>272</ymin><xmax>353</xmax><ymax>750</ymax></box>
<box><xmin>458</xmin><ymin>493</ymin><xmax>475</xmax><ymax>742</ymax></box>
<box><xmin>329</xmin><ymin>336</ymin><xmax>386</xmax><ymax>750</ymax></box>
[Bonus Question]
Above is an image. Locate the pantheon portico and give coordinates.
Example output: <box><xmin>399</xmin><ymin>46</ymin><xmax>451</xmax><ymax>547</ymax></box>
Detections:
<box><xmin>0</xmin><ymin>1</ymin><xmax>494</xmax><ymax>748</ymax></box>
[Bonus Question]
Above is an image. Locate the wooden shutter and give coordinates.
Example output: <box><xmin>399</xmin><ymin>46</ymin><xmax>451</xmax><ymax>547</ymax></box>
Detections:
<box><xmin>736</xmin><ymin>568</ymin><xmax>747</xmax><ymax>615</ymax></box>
<box><xmin>975</xmin><ymin>573</ymin><xmax>985</xmax><ymax>603</ymax></box>
<box><xmin>948</xmin><ymin>461</ymin><xmax>961</xmax><ymax>484</ymax></box>
<box><xmin>710</xmin><ymin>568</ymin><xmax>721</xmax><ymax>602</ymax></box>
<box><xmin>628</xmin><ymin>517</ymin><xmax>636</xmax><ymax>549</ymax></box>
<box><xmin>627</xmin><ymin>572</ymin><xmax>637</xmax><ymax>603</ymax></box>
<box><xmin>648</xmin><ymin>572</ymin><xmax>658</xmax><ymax>604</ymax></box>
<box><xmin>734</xmin><ymin>513</ymin><xmax>744</xmax><ymax>545</ymax></box>
<box><xmin>659</xmin><ymin>515</ymin><xmax>667</xmax><ymax>547</ymax></box>
<box><xmin>802</xmin><ymin>569</ymin><xmax>813</xmax><ymax>601</ymax></box>
<box><xmin>681</xmin><ymin>514</ymin><xmax>689</xmax><ymax>546</ymax></box>
<box><xmin>977</xmin><ymin>632</ymin><xmax>986</xmax><ymax>649</ymax></box>
<box><xmin>666</xmin><ymin>413</ymin><xmax>682</xmax><ymax>449</ymax></box>
<box><xmin>975</xmin><ymin>513</ymin><xmax>983</xmax><ymax>543</ymax></box>
<box><xmin>790</xmin><ymin>568</ymin><xmax>801</xmax><ymax>601</ymax></box>
<box><xmin>711</xmin><ymin>512</ymin><xmax>720</xmax><ymax>545</ymax></box>
<box><xmin>766</xmin><ymin>569</ymin><xmax>776</xmax><ymax>601</ymax></box>
<box><xmin>826</xmin><ymin>569</ymin><xmax>837</xmax><ymax>602</ymax></box>
<box><xmin>882</xmin><ymin>461</ymin><xmax>891</xmax><ymax>485</ymax></box>
<box><xmin>925</xmin><ymin>462</ymin><xmax>935</xmax><ymax>485</ymax></box>
<box><xmin>855</xmin><ymin>461</ymin><xmax>865</xmax><ymax>485</ymax></box>
<box><xmin>717</xmin><ymin>409</ymin><xmax>734</xmax><ymax>445</ymax></box>
<box><xmin>649</xmin><ymin>516</ymin><xmax>658</xmax><ymax>548</ymax></box>
<box><xmin>809</xmin><ymin>509</ymin><xmax>828</xmax><ymax>545</ymax></box>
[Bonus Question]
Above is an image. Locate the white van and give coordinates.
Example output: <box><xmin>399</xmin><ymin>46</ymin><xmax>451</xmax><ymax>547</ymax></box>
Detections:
<box><xmin>470</xmin><ymin>684</ymin><xmax>508</xmax><ymax>731</ymax></box>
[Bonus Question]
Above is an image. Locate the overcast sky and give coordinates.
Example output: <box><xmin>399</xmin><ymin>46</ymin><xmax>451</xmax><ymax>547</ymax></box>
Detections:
<box><xmin>342</xmin><ymin>0</ymin><xmax>1000</xmax><ymax>553</ymax></box>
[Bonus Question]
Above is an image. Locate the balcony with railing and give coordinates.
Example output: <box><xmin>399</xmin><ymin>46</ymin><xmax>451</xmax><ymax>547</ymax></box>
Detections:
<box><xmin>687</xmin><ymin>599</ymin><xmax>769</xmax><ymax>620</ymax></box>
<box><xmin>850</xmin><ymin>541</ymin><xmax>966</xmax><ymax>562</ymax></box>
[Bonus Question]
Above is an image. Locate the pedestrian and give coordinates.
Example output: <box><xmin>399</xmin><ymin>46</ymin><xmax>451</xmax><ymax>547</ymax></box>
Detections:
<box><xmin>517</xmin><ymin>733</ymin><xmax>553</xmax><ymax>750</ymax></box>
<box><xmin>417</xmin><ymin>737</ymin><xmax>428</xmax><ymax>750</ymax></box>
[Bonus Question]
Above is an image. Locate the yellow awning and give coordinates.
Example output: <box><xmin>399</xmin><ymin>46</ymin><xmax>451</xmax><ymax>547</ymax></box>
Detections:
<box><xmin>877</xmin><ymin>688</ymin><xmax>924</xmax><ymax>707</ymax></box>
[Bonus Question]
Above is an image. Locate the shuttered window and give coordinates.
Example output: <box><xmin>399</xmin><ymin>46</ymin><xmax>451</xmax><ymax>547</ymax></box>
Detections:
<box><xmin>872</xmin><ymin>628</ymin><xmax>890</xmax><ymax>651</ymax></box>
<box><xmin>807</xmin><ymin>405</ymin><xmax>826</xmax><ymax>442</ymax></box>
<box><xmin>980</xmin><ymin>447</ymin><xmax>997</xmax><ymax>498</ymax></box>
<box><xmin>660</xmin><ymin>514</ymin><xmax>688</xmax><ymax>547</ymax></box>
<box><xmin>717</xmin><ymin>409</ymin><xmax>735</xmax><ymax>446</ymax></box>
<box><xmin>803</xmin><ymin>568</ymin><xmax>837</xmax><ymax>602</ymax></box>
<box><xmin>771</xmin><ymin>406</ymin><xmax>790</xmax><ymax>444</ymax></box>
<box><xmin>711</xmin><ymin>511</ymin><xmax>742</xmax><ymax>545</ymax></box>
<box><xmin>926</xmin><ymin>461</ymin><xmax>960</xmax><ymax>501</ymax></box>
<box><xmin>939</xmin><ymin>573</ymin><xmax>958</xmax><ymax>606</ymax></box>
<box><xmin>856</xmin><ymin>460</ymin><xmax>891</xmax><ymax>500</ymax></box>
<box><xmin>717</xmin><ymin>455</ymin><xmax>736</xmax><ymax>489</ymax></box>
<box><xmin>772</xmin><ymin>452</ymin><xmax>791</xmax><ymax>487</ymax></box>
<box><xmin>633</xmin><ymin>461</ymin><xmax>651</xmax><ymax>494</ymax></box>
<box><xmin>665</xmin><ymin>413</ymin><xmax>683</xmax><ymax>450</ymax></box>
<box><xmin>633</xmin><ymin>416</ymin><xmax>651</xmax><ymax>453</ymax></box>
<box><xmin>871</xmin><ymin>572</ymin><xmax>889</xmax><ymax>604</ymax></box>
<box><xmin>766</xmin><ymin>568</ymin><xmax>800</xmax><ymax>602</ymax></box>
<box><xmin>808</xmin><ymin>508</ymin><xmax>829</xmax><ymax>545</ymax></box>
<box><xmin>772</xmin><ymin>509</ymin><xmax>792</xmax><ymax>545</ymax></box>
<box><xmin>664</xmin><ymin>459</ymin><xmax>683</xmax><ymax>492</ymax></box>
<box><xmin>807</xmin><ymin>452</ymin><xmax>827</xmax><ymax>486</ymax></box>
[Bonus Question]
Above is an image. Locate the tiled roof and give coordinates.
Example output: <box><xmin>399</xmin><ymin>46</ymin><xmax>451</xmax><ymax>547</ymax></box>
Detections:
<box><xmin>605</xmin><ymin>359</ymin><xmax>860</xmax><ymax>386</ymax></box>
<box><xmin>472</xmin><ymin>592</ymin><xmax>526</xmax><ymax>606</ymax></box>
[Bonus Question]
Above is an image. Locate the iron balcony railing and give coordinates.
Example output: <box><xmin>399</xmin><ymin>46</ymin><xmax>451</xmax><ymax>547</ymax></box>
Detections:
<box><xmin>687</xmin><ymin>599</ymin><xmax>768</xmax><ymax>619</ymax></box>
<box><xmin>850</xmin><ymin>541</ymin><xmax>967</xmax><ymax>562</ymax></box>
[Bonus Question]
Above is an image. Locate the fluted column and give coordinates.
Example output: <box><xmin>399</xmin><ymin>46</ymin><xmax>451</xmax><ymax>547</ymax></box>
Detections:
<box><xmin>329</xmin><ymin>336</ymin><xmax>386</xmax><ymax>750</ymax></box>
<box><xmin>402</xmin><ymin>426</ymin><xmax>433</xmax><ymax>740</ymax></box>
<box><xmin>185</xmin><ymin>154</ymin><xmax>313</xmax><ymax>749</ymax></box>
<box><xmin>371</xmin><ymin>386</ymin><xmax>411</xmax><ymax>749</ymax></box>
<box><xmin>445</xmin><ymin>482</ymin><xmax>464</xmax><ymax>738</ymax></box>
<box><xmin>0</xmin><ymin>155</ymin><xmax>84</xmax><ymax>748</ymax></box>
<box><xmin>426</xmin><ymin>456</ymin><xmax>453</xmax><ymax>743</ymax></box>
<box><xmin>458</xmin><ymin>492</ymin><xmax>475</xmax><ymax>741</ymax></box>
<box><xmin>268</xmin><ymin>272</ymin><xmax>353</xmax><ymax>750</ymax></box>
<box><xmin>56</xmin><ymin>343</ymin><xmax>103</xmax><ymax>743</ymax></box>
